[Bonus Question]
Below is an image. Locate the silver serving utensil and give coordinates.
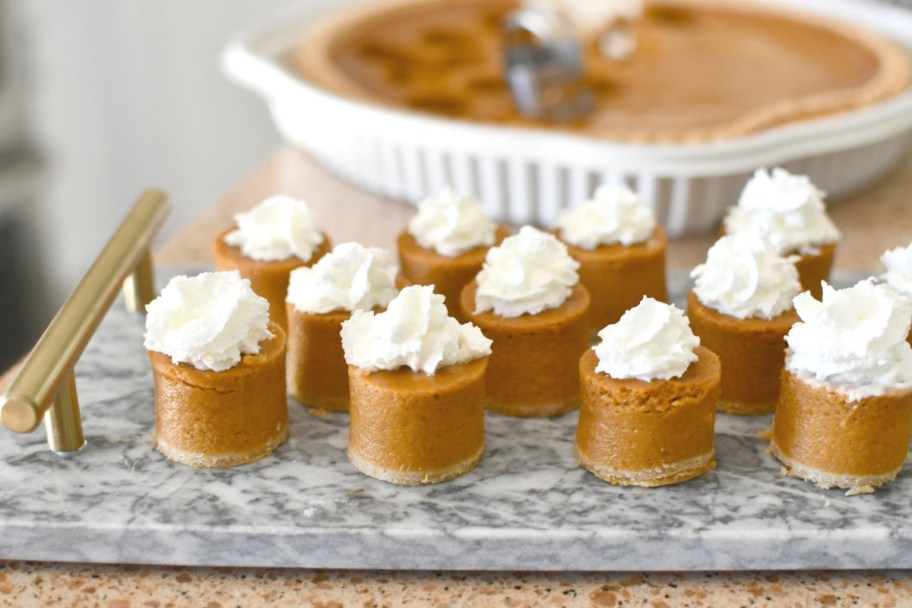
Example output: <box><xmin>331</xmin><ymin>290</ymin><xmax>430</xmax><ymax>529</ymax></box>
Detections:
<box><xmin>503</xmin><ymin>6</ymin><xmax>594</xmax><ymax>121</ymax></box>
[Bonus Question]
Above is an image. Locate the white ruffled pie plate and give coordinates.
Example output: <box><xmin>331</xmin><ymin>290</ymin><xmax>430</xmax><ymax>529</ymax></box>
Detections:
<box><xmin>222</xmin><ymin>0</ymin><xmax>912</xmax><ymax>237</ymax></box>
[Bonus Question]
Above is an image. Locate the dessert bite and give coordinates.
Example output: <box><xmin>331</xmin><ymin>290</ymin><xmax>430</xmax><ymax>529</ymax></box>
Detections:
<box><xmin>723</xmin><ymin>168</ymin><xmax>840</xmax><ymax>298</ymax></box>
<box><xmin>576</xmin><ymin>297</ymin><xmax>720</xmax><ymax>487</ymax></box>
<box><xmin>688</xmin><ymin>229</ymin><xmax>802</xmax><ymax>415</ymax></box>
<box><xmin>880</xmin><ymin>240</ymin><xmax>912</xmax><ymax>345</ymax></box>
<box><xmin>397</xmin><ymin>187</ymin><xmax>507</xmax><ymax>321</ymax></box>
<box><xmin>144</xmin><ymin>271</ymin><xmax>289</xmax><ymax>468</ymax></box>
<box><xmin>460</xmin><ymin>226</ymin><xmax>590</xmax><ymax>417</ymax></box>
<box><xmin>555</xmin><ymin>184</ymin><xmax>667</xmax><ymax>334</ymax></box>
<box><xmin>286</xmin><ymin>242</ymin><xmax>398</xmax><ymax>412</ymax></box>
<box><xmin>341</xmin><ymin>285</ymin><xmax>492</xmax><ymax>485</ymax></box>
<box><xmin>771</xmin><ymin>281</ymin><xmax>912</xmax><ymax>494</ymax></box>
<box><xmin>213</xmin><ymin>194</ymin><xmax>331</xmax><ymax>330</ymax></box>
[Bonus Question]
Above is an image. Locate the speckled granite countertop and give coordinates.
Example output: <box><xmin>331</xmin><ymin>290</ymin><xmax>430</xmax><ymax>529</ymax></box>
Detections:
<box><xmin>3</xmin><ymin>147</ymin><xmax>912</xmax><ymax>606</ymax></box>
<box><xmin>3</xmin><ymin>562</ymin><xmax>912</xmax><ymax>607</ymax></box>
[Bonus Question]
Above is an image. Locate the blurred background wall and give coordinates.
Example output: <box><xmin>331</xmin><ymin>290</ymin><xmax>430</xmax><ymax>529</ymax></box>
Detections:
<box><xmin>1</xmin><ymin>0</ymin><xmax>336</xmax><ymax>367</ymax></box>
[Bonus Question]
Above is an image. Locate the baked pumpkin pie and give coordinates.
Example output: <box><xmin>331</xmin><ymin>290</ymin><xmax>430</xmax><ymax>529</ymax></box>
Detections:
<box><xmin>723</xmin><ymin>168</ymin><xmax>840</xmax><ymax>299</ymax></box>
<box><xmin>341</xmin><ymin>285</ymin><xmax>492</xmax><ymax>484</ymax></box>
<box><xmin>294</xmin><ymin>0</ymin><xmax>910</xmax><ymax>143</ymax></box>
<box><xmin>397</xmin><ymin>187</ymin><xmax>507</xmax><ymax>321</ymax></box>
<box><xmin>460</xmin><ymin>226</ymin><xmax>590</xmax><ymax>417</ymax></box>
<box><xmin>285</xmin><ymin>242</ymin><xmax>398</xmax><ymax>411</ymax></box>
<box><xmin>213</xmin><ymin>194</ymin><xmax>331</xmax><ymax>330</ymax></box>
<box><xmin>555</xmin><ymin>184</ymin><xmax>667</xmax><ymax>333</ymax></box>
<box><xmin>576</xmin><ymin>297</ymin><xmax>720</xmax><ymax>486</ymax></box>
<box><xmin>770</xmin><ymin>281</ymin><xmax>912</xmax><ymax>494</ymax></box>
<box><xmin>144</xmin><ymin>271</ymin><xmax>289</xmax><ymax>468</ymax></box>
<box><xmin>688</xmin><ymin>230</ymin><xmax>802</xmax><ymax>415</ymax></box>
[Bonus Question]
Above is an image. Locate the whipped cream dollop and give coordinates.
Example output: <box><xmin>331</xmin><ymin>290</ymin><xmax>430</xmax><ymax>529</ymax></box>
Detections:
<box><xmin>144</xmin><ymin>271</ymin><xmax>273</xmax><ymax>372</ymax></box>
<box><xmin>474</xmin><ymin>226</ymin><xmax>580</xmax><ymax>318</ymax></box>
<box><xmin>786</xmin><ymin>280</ymin><xmax>912</xmax><ymax>401</ymax></box>
<box><xmin>556</xmin><ymin>184</ymin><xmax>656</xmax><ymax>249</ymax></box>
<box><xmin>286</xmin><ymin>242</ymin><xmax>398</xmax><ymax>315</ymax></box>
<box><xmin>594</xmin><ymin>297</ymin><xmax>699</xmax><ymax>381</ymax></box>
<box><xmin>341</xmin><ymin>285</ymin><xmax>492</xmax><ymax>375</ymax></box>
<box><xmin>407</xmin><ymin>187</ymin><xmax>497</xmax><ymax>257</ymax></box>
<box><xmin>224</xmin><ymin>194</ymin><xmax>324</xmax><ymax>262</ymax></box>
<box><xmin>881</xmin><ymin>242</ymin><xmax>912</xmax><ymax>298</ymax></box>
<box><xmin>723</xmin><ymin>168</ymin><xmax>840</xmax><ymax>255</ymax></box>
<box><xmin>691</xmin><ymin>229</ymin><xmax>802</xmax><ymax>320</ymax></box>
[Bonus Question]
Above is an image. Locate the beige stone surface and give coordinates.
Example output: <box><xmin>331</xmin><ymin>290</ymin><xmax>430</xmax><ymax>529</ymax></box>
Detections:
<box><xmin>4</xmin><ymin>147</ymin><xmax>912</xmax><ymax>605</ymax></box>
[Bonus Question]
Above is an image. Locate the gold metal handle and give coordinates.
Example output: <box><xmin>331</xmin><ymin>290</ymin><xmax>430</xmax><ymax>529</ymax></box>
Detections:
<box><xmin>0</xmin><ymin>190</ymin><xmax>170</xmax><ymax>453</ymax></box>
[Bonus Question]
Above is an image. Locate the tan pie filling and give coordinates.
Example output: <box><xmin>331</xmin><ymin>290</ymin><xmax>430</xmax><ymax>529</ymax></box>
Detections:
<box><xmin>149</xmin><ymin>322</ymin><xmax>289</xmax><ymax>468</ymax></box>
<box><xmin>771</xmin><ymin>370</ymin><xmax>912</xmax><ymax>489</ymax></box>
<box><xmin>460</xmin><ymin>280</ymin><xmax>591</xmax><ymax>417</ymax></box>
<box><xmin>347</xmin><ymin>357</ymin><xmax>487</xmax><ymax>484</ymax></box>
<box><xmin>687</xmin><ymin>292</ymin><xmax>797</xmax><ymax>415</ymax></box>
<box><xmin>575</xmin><ymin>346</ymin><xmax>720</xmax><ymax>486</ymax></box>
<box><xmin>286</xmin><ymin>306</ymin><xmax>352</xmax><ymax>411</ymax></box>
<box><xmin>295</xmin><ymin>0</ymin><xmax>910</xmax><ymax>142</ymax></box>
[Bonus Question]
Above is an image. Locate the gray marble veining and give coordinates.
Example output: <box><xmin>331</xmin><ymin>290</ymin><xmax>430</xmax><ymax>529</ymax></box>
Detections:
<box><xmin>2</xmin><ymin>270</ymin><xmax>909</xmax><ymax>570</ymax></box>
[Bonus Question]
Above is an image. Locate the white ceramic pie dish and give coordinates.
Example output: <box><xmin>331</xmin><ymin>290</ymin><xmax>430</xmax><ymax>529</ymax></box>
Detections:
<box><xmin>223</xmin><ymin>0</ymin><xmax>912</xmax><ymax>237</ymax></box>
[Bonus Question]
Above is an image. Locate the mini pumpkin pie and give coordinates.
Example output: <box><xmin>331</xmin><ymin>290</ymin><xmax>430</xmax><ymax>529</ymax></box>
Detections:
<box><xmin>688</xmin><ymin>229</ymin><xmax>802</xmax><ymax>415</ymax></box>
<box><xmin>771</xmin><ymin>281</ymin><xmax>912</xmax><ymax>494</ymax></box>
<box><xmin>341</xmin><ymin>285</ymin><xmax>492</xmax><ymax>485</ymax></box>
<box><xmin>213</xmin><ymin>194</ymin><xmax>331</xmax><ymax>330</ymax></box>
<box><xmin>576</xmin><ymin>297</ymin><xmax>720</xmax><ymax>486</ymax></box>
<box><xmin>555</xmin><ymin>184</ymin><xmax>667</xmax><ymax>334</ymax></box>
<box><xmin>880</xmin><ymin>240</ymin><xmax>912</xmax><ymax>346</ymax></box>
<box><xmin>397</xmin><ymin>186</ymin><xmax>507</xmax><ymax>321</ymax></box>
<box><xmin>460</xmin><ymin>226</ymin><xmax>590</xmax><ymax>417</ymax></box>
<box><xmin>144</xmin><ymin>271</ymin><xmax>289</xmax><ymax>468</ymax></box>
<box><xmin>285</xmin><ymin>242</ymin><xmax>398</xmax><ymax>412</ymax></box>
<box><xmin>723</xmin><ymin>168</ymin><xmax>840</xmax><ymax>299</ymax></box>
<box><xmin>294</xmin><ymin>0</ymin><xmax>910</xmax><ymax>142</ymax></box>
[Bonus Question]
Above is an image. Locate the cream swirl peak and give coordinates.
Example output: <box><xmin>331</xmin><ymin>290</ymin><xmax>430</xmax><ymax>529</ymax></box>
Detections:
<box><xmin>224</xmin><ymin>194</ymin><xmax>324</xmax><ymax>262</ymax></box>
<box><xmin>286</xmin><ymin>242</ymin><xmax>398</xmax><ymax>315</ymax></box>
<box><xmin>407</xmin><ymin>187</ymin><xmax>497</xmax><ymax>257</ymax></box>
<box><xmin>144</xmin><ymin>271</ymin><xmax>273</xmax><ymax>372</ymax></box>
<box><xmin>474</xmin><ymin>226</ymin><xmax>580</xmax><ymax>318</ymax></box>
<box><xmin>724</xmin><ymin>168</ymin><xmax>840</xmax><ymax>255</ymax></box>
<box><xmin>691</xmin><ymin>229</ymin><xmax>801</xmax><ymax>320</ymax></box>
<box><xmin>556</xmin><ymin>184</ymin><xmax>656</xmax><ymax>249</ymax></box>
<box><xmin>881</xmin><ymin>241</ymin><xmax>912</xmax><ymax>298</ymax></box>
<box><xmin>341</xmin><ymin>285</ymin><xmax>492</xmax><ymax>375</ymax></box>
<box><xmin>786</xmin><ymin>280</ymin><xmax>912</xmax><ymax>401</ymax></box>
<box><xmin>594</xmin><ymin>297</ymin><xmax>699</xmax><ymax>381</ymax></box>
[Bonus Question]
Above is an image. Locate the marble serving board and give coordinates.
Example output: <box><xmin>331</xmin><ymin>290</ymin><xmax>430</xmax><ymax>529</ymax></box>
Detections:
<box><xmin>2</xmin><ymin>270</ymin><xmax>911</xmax><ymax>571</ymax></box>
